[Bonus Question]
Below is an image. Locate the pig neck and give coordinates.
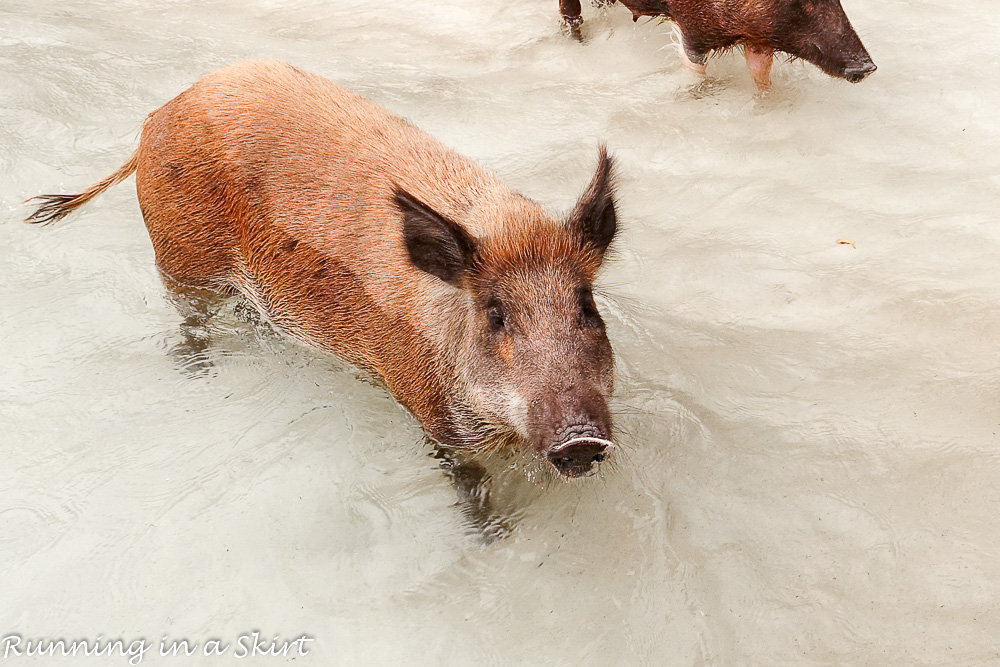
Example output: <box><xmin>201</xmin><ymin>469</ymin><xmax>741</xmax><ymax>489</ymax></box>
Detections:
<box><xmin>368</xmin><ymin>277</ymin><xmax>497</xmax><ymax>451</ymax></box>
<box><xmin>416</xmin><ymin>286</ymin><xmax>487</xmax><ymax>446</ymax></box>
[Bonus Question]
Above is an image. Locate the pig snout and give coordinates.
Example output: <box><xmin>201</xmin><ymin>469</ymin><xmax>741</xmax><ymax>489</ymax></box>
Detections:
<box><xmin>798</xmin><ymin>34</ymin><xmax>876</xmax><ymax>84</ymax></box>
<box><xmin>799</xmin><ymin>7</ymin><xmax>876</xmax><ymax>83</ymax></box>
<box><xmin>828</xmin><ymin>45</ymin><xmax>876</xmax><ymax>83</ymax></box>
<box><xmin>841</xmin><ymin>56</ymin><xmax>876</xmax><ymax>83</ymax></box>
<box><xmin>533</xmin><ymin>396</ymin><xmax>614</xmax><ymax>478</ymax></box>
<box><xmin>546</xmin><ymin>428</ymin><xmax>612</xmax><ymax>478</ymax></box>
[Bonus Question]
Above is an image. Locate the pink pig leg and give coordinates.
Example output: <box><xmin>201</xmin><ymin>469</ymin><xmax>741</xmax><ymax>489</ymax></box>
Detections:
<box><xmin>744</xmin><ymin>44</ymin><xmax>774</xmax><ymax>90</ymax></box>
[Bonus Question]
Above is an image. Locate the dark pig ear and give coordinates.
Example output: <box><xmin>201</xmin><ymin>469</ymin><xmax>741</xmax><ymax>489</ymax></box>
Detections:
<box><xmin>567</xmin><ymin>146</ymin><xmax>617</xmax><ymax>255</ymax></box>
<box><xmin>395</xmin><ymin>188</ymin><xmax>476</xmax><ymax>287</ymax></box>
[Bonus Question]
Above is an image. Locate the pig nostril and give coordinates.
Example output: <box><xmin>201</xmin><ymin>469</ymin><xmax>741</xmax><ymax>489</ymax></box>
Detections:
<box><xmin>547</xmin><ymin>436</ymin><xmax>614</xmax><ymax>476</ymax></box>
<box><xmin>843</xmin><ymin>61</ymin><xmax>876</xmax><ymax>83</ymax></box>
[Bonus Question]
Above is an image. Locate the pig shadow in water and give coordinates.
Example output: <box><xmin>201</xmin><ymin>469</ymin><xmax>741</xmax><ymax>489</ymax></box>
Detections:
<box><xmin>164</xmin><ymin>278</ymin><xmax>228</xmax><ymax>376</ymax></box>
<box><xmin>434</xmin><ymin>447</ymin><xmax>513</xmax><ymax>543</ymax></box>
<box><xmin>162</xmin><ymin>261</ymin><xmax>648</xmax><ymax>543</ymax></box>
<box><xmin>163</xmin><ymin>283</ymin><xmax>535</xmax><ymax>542</ymax></box>
<box><xmin>164</xmin><ymin>277</ymin><xmax>286</xmax><ymax>376</ymax></box>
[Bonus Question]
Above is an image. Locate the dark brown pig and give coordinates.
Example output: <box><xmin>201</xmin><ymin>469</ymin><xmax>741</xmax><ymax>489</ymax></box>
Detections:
<box><xmin>26</xmin><ymin>60</ymin><xmax>619</xmax><ymax>479</ymax></box>
<box><xmin>560</xmin><ymin>0</ymin><xmax>876</xmax><ymax>89</ymax></box>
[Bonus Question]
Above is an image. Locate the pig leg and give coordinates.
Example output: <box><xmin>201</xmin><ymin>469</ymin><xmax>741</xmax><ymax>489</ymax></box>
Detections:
<box><xmin>680</xmin><ymin>46</ymin><xmax>708</xmax><ymax>75</ymax></box>
<box><xmin>161</xmin><ymin>274</ymin><xmax>227</xmax><ymax>375</ymax></box>
<box><xmin>560</xmin><ymin>0</ymin><xmax>584</xmax><ymax>40</ymax></box>
<box><xmin>744</xmin><ymin>44</ymin><xmax>774</xmax><ymax>90</ymax></box>
<box><xmin>435</xmin><ymin>447</ymin><xmax>509</xmax><ymax>542</ymax></box>
<box><xmin>672</xmin><ymin>24</ymin><xmax>707</xmax><ymax>75</ymax></box>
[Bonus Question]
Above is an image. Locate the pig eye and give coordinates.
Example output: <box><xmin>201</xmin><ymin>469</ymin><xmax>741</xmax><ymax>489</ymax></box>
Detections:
<box><xmin>486</xmin><ymin>299</ymin><xmax>506</xmax><ymax>332</ymax></box>
<box><xmin>577</xmin><ymin>286</ymin><xmax>604</xmax><ymax>329</ymax></box>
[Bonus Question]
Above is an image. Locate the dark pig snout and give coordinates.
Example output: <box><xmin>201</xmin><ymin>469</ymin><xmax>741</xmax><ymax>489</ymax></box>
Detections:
<box><xmin>842</xmin><ymin>57</ymin><xmax>877</xmax><ymax>83</ymax></box>
<box><xmin>794</xmin><ymin>2</ymin><xmax>877</xmax><ymax>84</ymax></box>
<box><xmin>546</xmin><ymin>433</ymin><xmax>611</xmax><ymax>478</ymax></box>
<box><xmin>527</xmin><ymin>377</ymin><xmax>614</xmax><ymax>476</ymax></box>
<box><xmin>537</xmin><ymin>393</ymin><xmax>615</xmax><ymax>476</ymax></box>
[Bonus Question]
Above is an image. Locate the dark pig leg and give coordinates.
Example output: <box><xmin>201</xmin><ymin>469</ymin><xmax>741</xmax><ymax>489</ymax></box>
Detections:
<box><xmin>674</xmin><ymin>25</ymin><xmax>708</xmax><ymax>75</ymax></box>
<box><xmin>744</xmin><ymin>44</ymin><xmax>774</xmax><ymax>90</ymax></box>
<box><xmin>560</xmin><ymin>0</ymin><xmax>584</xmax><ymax>40</ymax></box>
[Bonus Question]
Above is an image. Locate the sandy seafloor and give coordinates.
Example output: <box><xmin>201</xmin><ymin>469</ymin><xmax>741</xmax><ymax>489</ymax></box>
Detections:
<box><xmin>1</xmin><ymin>0</ymin><xmax>999</xmax><ymax>664</ymax></box>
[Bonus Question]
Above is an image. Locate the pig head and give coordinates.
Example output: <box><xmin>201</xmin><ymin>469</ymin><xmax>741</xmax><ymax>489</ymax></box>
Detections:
<box><xmin>397</xmin><ymin>149</ymin><xmax>618</xmax><ymax>478</ymax></box>
<box><xmin>768</xmin><ymin>0</ymin><xmax>876</xmax><ymax>83</ymax></box>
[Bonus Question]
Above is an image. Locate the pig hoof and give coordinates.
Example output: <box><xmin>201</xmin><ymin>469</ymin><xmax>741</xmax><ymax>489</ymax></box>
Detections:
<box><xmin>682</xmin><ymin>60</ymin><xmax>707</xmax><ymax>76</ymax></box>
<box><xmin>561</xmin><ymin>16</ymin><xmax>584</xmax><ymax>41</ymax></box>
<box><xmin>678</xmin><ymin>46</ymin><xmax>707</xmax><ymax>75</ymax></box>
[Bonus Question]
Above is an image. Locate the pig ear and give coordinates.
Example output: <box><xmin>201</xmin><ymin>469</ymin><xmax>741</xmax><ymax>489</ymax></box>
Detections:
<box><xmin>567</xmin><ymin>146</ymin><xmax>617</xmax><ymax>256</ymax></box>
<box><xmin>395</xmin><ymin>187</ymin><xmax>476</xmax><ymax>287</ymax></box>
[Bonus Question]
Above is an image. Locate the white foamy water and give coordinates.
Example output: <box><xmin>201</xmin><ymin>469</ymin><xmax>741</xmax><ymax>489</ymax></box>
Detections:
<box><xmin>2</xmin><ymin>0</ymin><xmax>998</xmax><ymax>664</ymax></box>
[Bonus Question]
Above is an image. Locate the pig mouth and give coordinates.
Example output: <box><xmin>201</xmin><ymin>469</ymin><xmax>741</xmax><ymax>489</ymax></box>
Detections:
<box><xmin>545</xmin><ymin>426</ymin><xmax>614</xmax><ymax>478</ymax></box>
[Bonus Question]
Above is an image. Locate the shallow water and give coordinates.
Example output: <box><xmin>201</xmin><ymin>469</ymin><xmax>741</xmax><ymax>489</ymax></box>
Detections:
<box><xmin>2</xmin><ymin>0</ymin><xmax>999</xmax><ymax>664</ymax></box>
